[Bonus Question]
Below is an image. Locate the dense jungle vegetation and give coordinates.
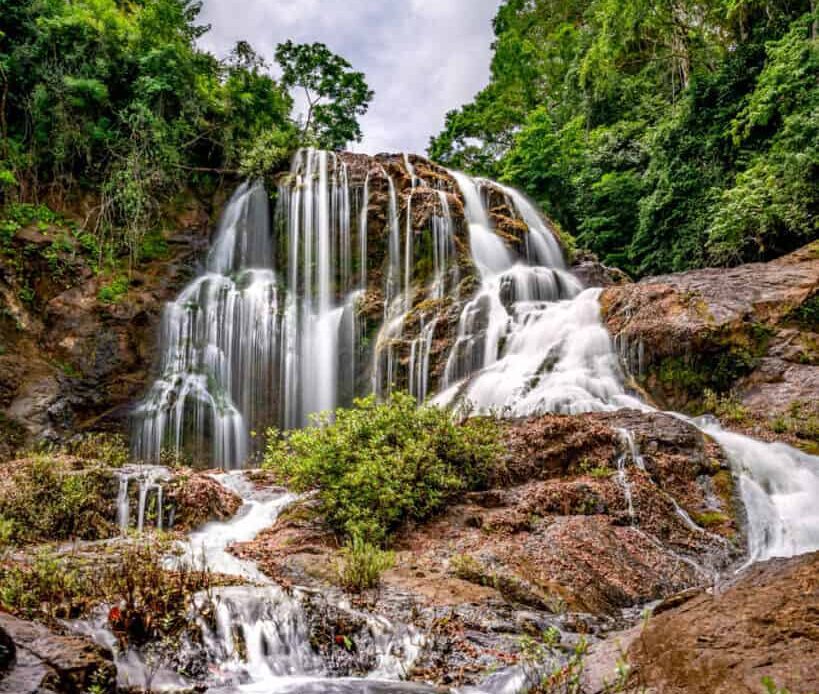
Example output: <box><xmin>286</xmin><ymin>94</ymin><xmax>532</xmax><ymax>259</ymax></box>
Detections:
<box><xmin>430</xmin><ymin>0</ymin><xmax>818</xmax><ymax>276</ymax></box>
<box><xmin>0</xmin><ymin>0</ymin><xmax>371</xmax><ymax>264</ymax></box>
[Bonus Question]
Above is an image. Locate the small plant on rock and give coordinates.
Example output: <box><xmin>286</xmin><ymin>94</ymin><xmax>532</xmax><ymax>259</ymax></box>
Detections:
<box><xmin>334</xmin><ymin>535</ymin><xmax>394</xmax><ymax>592</ymax></box>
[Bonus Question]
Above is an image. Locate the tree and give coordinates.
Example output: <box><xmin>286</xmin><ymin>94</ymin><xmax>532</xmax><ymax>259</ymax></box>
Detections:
<box><xmin>275</xmin><ymin>40</ymin><xmax>374</xmax><ymax>150</ymax></box>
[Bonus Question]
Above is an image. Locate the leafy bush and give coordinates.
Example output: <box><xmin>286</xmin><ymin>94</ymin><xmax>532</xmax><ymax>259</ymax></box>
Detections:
<box><xmin>334</xmin><ymin>536</ymin><xmax>395</xmax><ymax>592</ymax></box>
<box><xmin>430</xmin><ymin>0</ymin><xmax>818</xmax><ymax>277</ymax></box>
<box><xmin>0</xmin><ymin>549</ymin><xmax>88</xmax><ymax>621</ymax></box>
<box><xmin>97</xmin><ymin>274</ymin><xmax>130</xmax><ymax>304</ymax></box>
<box><xmin>264</xmin><ymin>392</ymin><xmax>501</xmax><ymax>544</ymax></box>
<box><xmin>0</xmin><ymin>455</ymin><xmax>114</xmax><ymax>543</ymax></box>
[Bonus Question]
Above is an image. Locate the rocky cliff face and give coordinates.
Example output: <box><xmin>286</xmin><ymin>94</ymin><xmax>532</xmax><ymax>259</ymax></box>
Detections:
<box><xmin>601</xmin><ymin>242</ymin><xmax>819</xmax><ymax>452</ymax></box>
<box><xmin>0</xmin><ymin>187</ymin><xmax>230</xmax><ymax>458</ymax></box>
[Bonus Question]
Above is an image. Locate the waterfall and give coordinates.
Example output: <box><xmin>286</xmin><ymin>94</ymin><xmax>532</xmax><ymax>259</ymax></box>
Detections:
<box><xmin>115</xmin><ymin>465</ymin><xmax>172</xmax><ymax>533</ymax></box>
<box><xmin>432</xmin><ymin>172</ymin><xmax>819</xmax><ymax>563</ymax></box>
<box><xmin>131</xmin><ymin>148</ymin><xmax>819</xmax><ymax>566</ymax></box>
<box><xmin>131</xmin><ymin>182</ymin><xmax>277</xmax><ymax>469</ymax></box>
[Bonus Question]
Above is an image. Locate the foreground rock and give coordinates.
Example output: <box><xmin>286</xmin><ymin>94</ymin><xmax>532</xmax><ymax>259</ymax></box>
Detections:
<box><xmin>232</xmin><ymin>410</ymin><xmax>742</xmax><ymax>686</ymax></box>
<box><xmin>0</xmin><ymin>612</ymin><xmax>115</xmax><ymax>693</ymax></box>
<box><xmin>0</xmin><ymin>455</ymin><xmax>241</xmax><ymax>542</ymax></box>
<box><xmin>587</xmin><ymin>552</ymin><xmax>818</xmax><ymax>694</ymax></box>
<box><xmin>601</xmin><ymin>242</ymin><xmax>819</xmax><ymax>451</ymax></box>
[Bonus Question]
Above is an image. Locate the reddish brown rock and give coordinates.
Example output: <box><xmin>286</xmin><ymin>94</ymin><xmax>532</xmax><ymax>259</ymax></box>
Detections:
<box><xmin>234</xmin><ymin>411</ymin><xmax>740</xmax><ymax>619</ymax></box>
<box><xmin>621</xmin><ymin>552</ymin><xmax>819</xmax><ymax>694</ymax></box>
<box><xmin>0</xmin><ymin>188</ymin><xmax>224</xmax><ymax>457</ymax></box>
<box><xmin>601</xmin><ymin>242</ymin><xmax>819</xmax><ymax>450</ymax></box>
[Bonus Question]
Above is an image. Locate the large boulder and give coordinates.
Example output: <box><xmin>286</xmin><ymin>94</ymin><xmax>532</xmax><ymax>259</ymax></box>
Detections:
<box><xmin>610</xmin><ymin>552</ymin><xmax>819</xmax><ymax>694</ymax></box>
<box><xmin>0</xmin><ymin>612</ymin><xmax>116</xmax><ymax>694</ymax></box>
<box><xmin>601</xmin><ymin>242</ymin><xmax>819</xmax><ymax>451</ymax></box>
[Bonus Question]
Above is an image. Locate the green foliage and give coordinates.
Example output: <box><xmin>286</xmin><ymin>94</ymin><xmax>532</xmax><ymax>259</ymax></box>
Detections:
<box><xmin>761</xmin><ymin>677</ymin><xmax>791</xmax><ymax>694</ymax></box>
<box><xmin>0</xmin><ymin>538</ymin><xmax>213</xmax><ymax>639</ymax></box>
<box><xmin>702</xmin><ymin>388</ymin><xmax>750</xmax><ymax>423</ymax></box>
<box><xmin>0</xmin><ymin>1</ymin><xmax>375</xmax><ymax>259</ymax></box>
<box><xmin>334</xmin><ymin>536</ymin><xmax>395</xmax><ymax>591</ymax></box>
<box><xmin>0</xmin><ymin>455</ymin><xmax>114</xmax><ymax>543</ymax></box>
<box><xmin>430</xmin><ymin>0</ymin><xmax>818</xmax><ymax>277</ymax></box>
<box><xmin>520</xmin><ymin>626</ymin><xmax>593</xmax><ymax>694</ymax></box>
<box><xmin>264</xmin><ymin>392</ymin><xmax>501</xmax><ymax>545</ymax></box>
<box><xmin>97</xmin><ymin>274</ymin><xmax>130</xmax><ymax>303</ymax></box>
<box><xmin>0</xmin><ymin>549</ymin><xmax>86</xmax><ymax>621</ymax></box>
<box><xmin>275</xmin><ymin>40</ymin><xmax>374</xmax><ymax>150</ymax></box>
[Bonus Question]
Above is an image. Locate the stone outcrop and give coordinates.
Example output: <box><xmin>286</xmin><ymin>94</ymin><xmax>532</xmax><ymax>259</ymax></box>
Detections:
<box><xmin>601</xmin><ymin>242</ymin><xmax>819</xmax><ymax>451</ymax></box>
<box><xmin>0</xmin><ymin>612</ymin><xmax>116</xmax><ymax>693</ymax></box>
<box><xmin>231</xmin><ymin>410</ymin><xmax>742</xmax><ymax>686</ymax></box>
<box><xmin>0</xmin><ymin>187</ymin><xmax>230</xmax><ymax>459</ymax></box>
<box><xmin>584</xmin><ymin>552</ymin><xmax>818</xmax><ymax>694</ymax></box>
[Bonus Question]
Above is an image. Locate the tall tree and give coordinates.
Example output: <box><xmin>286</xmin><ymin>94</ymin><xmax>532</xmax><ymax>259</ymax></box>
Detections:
<box><xmin>275</xmin><ymin>40</ymin><xmax>374</xmax><ymax>150</ymax></box>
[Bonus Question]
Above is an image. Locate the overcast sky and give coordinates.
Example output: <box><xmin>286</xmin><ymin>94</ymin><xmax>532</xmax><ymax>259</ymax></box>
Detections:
<box><xmin>197</xmin><ymin>0</ymin><xmax>502</xmax><ymax>155</ymax></box>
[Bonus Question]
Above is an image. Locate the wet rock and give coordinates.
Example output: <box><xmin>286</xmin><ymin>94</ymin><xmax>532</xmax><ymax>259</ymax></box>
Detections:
<box><xmin>0</xmin><ymin>613</ymin><xmax>115</xmax><ymax>693</ymax></box>
<box><xmin>165</xmin><ymin>468</ymin><xmax>243</xmax><ymax>531</ymax></box>
<box><xmin>601</xmin><ymin>242</ymin><xmax>819</xmax><ymax>450</ymax></box>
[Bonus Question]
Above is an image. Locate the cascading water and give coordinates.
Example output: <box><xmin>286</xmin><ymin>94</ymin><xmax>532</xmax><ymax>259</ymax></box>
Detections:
<box><xmin>133</xmin><ymin>148</ymin><xmax>819</xmax><ymax>566</ymax></box>
<box><xmin>132</xmin><ymin>181</ymin><xmax>277</xmax><ymax>469</ymax></box>
<box><xmin>116</xmin><ymin>465</ymin><xmax>172</xmax><ymax>533</ymax></box>
<box><xmin>432</xmin><ymin>178</ymin><xmax>819</xmax><ymax>562</ymax></box>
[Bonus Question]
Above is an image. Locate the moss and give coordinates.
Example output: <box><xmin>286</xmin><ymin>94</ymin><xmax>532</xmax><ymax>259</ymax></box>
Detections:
<box><xmin>711</xmin><ymin>469</ymin><xmax>736</xmax><ymax>511</ymax></box>
<box><xmin>692</xmin><ymin>511</ymin><xmax>731</xmax><ymax>528</ymax></box>
<box><xmin>787</xmin><ymin>292</ymin><xmax>819</xmax><ymax>330</ymax></box>
<box><xmin>97</xmin><ymin>274</ymin><xmax>130</xmax><ymax>304</ymax></box>
<box><xmin>139</xmin><ymin>228</ymin><xmax>170</xmax><ymax>261</ymax></box>
<box><xmin>652</xmin><ymin>325</ymin><xmax>772</xmax><ymax>406</ymax></box>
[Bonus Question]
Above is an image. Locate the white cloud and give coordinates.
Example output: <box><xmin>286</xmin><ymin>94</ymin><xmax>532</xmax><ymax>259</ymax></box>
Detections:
<box><xmin>196</xmin><ymin>0</ymin><xmax>502</xmax><ymax>155</ymax></box>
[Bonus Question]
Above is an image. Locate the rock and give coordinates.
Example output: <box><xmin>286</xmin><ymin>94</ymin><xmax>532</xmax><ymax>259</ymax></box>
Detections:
<box><xmin>0</xmin><ymin>612</ymin><xmax>116</xmax><ymax>693</ymax></box>
<box><xmin>231</xmin><ymin>411</ymin><xmax>742</xmax><ymax>686</ymax></box>
<box><xmin>621</xmin><ymin>552</ymin><xmax>819</xmax><ymax>694</ymax></box>
<box><xmin>601</xmin><ymin>242</ymin><xmax>819</xmax><ymax>450</ymax></box>
<box><xmin>0</xmin><ymin>187</ymin><xmax>224</xmax><ymax>459</ymax></box>
<box><xmin>572</xmin><ymin>251</ymin><xmax>632</xmax><ymax>288</ymax></box>
<box><xmin>165</xmin><ymin>468</ymin><xmax>243</xmax><ymax>530</ymax></box>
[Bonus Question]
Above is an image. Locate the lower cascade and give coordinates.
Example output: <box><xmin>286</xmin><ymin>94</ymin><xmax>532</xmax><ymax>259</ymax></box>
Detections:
<box><xmin>123</xmin><ymin>148</ymin><xmax>819</xmax><ymax>691</ymax></box>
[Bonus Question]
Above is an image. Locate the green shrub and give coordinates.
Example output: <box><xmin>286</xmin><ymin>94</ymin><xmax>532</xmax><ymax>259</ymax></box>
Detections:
<box><xmin>0</xmin><ymin>549</ymin><xmax>87</xmax><ymax>621</ymax></box>
<box><xmin>66</xmin><ymin>432</ymin><xmax>130</xmax><ymax>468</ymax></box>
<box><xmin>702</xmin><ymin>388</ymin><xmax>750</xmax><ymax>424</ymax></box>
<box><xmin>0</xmin><ymin>455</ymin><xmax>114</xmax><ymax>543</ymax></box>
<box><xmin>334</xmin><ymin>536</ymin><xmax>395</xmax><ymax>591</ymax></box>
<box><xmin>97</xmin><ymin>274</ymin><xmax>130</xmax><ymax>304</ymax></box>
<box><xmin>264</xmin><ymin>392</ymin><xmax>501</xmax><ymax>545</ymax></box>
<box><xmin>520</xmin><ymin>626</ymin><xmax>591</xmax><ymax>694</ymax></box>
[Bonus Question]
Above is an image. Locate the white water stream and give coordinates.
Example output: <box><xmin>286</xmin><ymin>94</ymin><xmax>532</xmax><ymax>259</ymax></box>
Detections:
<box><xmin>125</xmin><ymin>148</ymin><xmax>819</xmax><ymax>691</ymax></box>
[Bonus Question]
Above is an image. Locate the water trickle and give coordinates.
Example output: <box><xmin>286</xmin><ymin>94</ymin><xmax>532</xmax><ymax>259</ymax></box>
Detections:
<box><xmin>430</xmin><ymin>190</ymin><xmax>457</xmax><ymax>300</ymax></box>
<box><xmin>116</xmin><ymin>465</ymin><xmax>172</xmax><ymax>533</ymax></box>
<box><xmin>408</xmin><ymin>318</ymin><xmax>438</xmax><ymax>403</ymax></box>
<box><xmin>614</xmin><ymin>429</ymin><xmax>638</xmax><ymax>520</ymax></box>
